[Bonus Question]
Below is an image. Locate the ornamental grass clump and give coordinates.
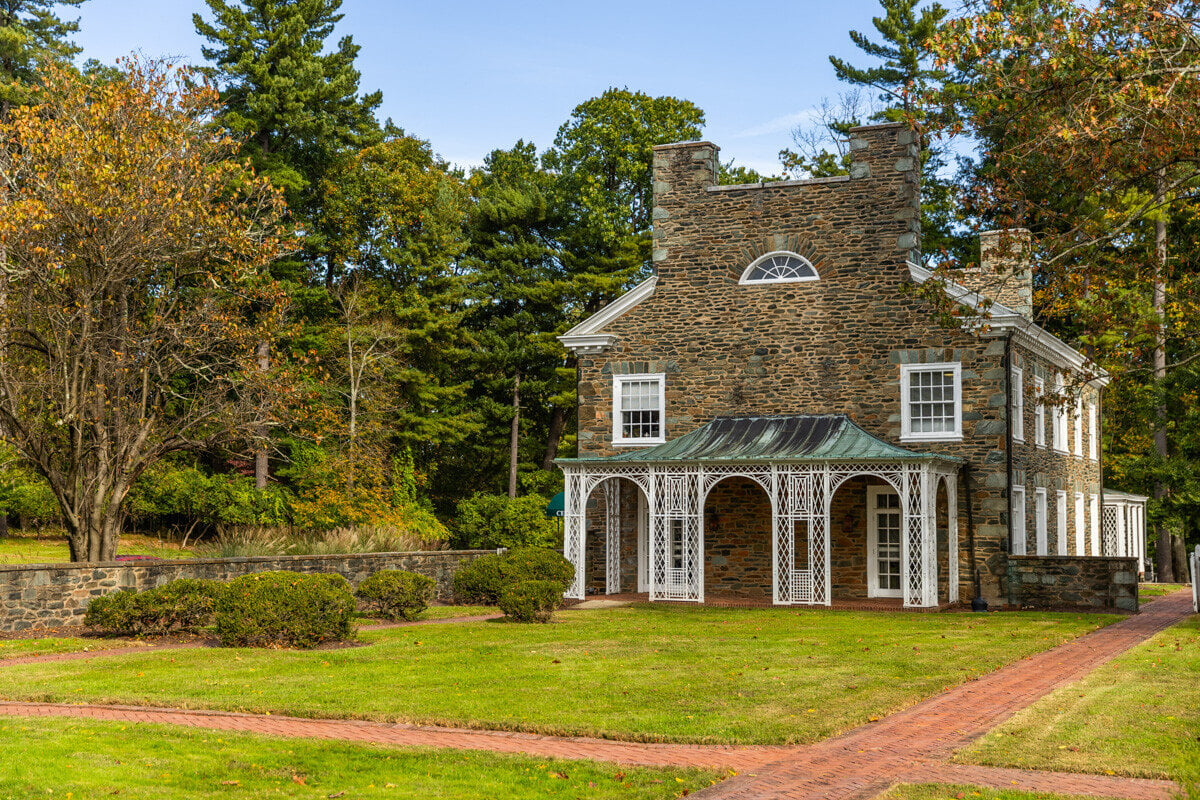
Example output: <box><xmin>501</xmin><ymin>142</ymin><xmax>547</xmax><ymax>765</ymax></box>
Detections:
<box><xmin>498</xmin><ymin>580</ymin><xmax>563</xmax><ymax>623</ymax></box>
<box><xmin>214</xmin><ymin>571</ymin><xmax>356</xmax><ymax>648</ymax></box>
<box><xmin>355</xmin><ymin>570</ymin><xmax>434</xmax><ymax>621</ymax></box>
<box><xmin>84</xmin><ymin>578</ymin><xmax>226</xmax><ymax>635</ymax></box>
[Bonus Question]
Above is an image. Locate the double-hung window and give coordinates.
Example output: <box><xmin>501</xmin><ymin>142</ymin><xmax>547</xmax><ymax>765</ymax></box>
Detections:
<box><xmin>612</xmin><ymin>374</ymin><xmax>665</xmax><ymax>445</ymax></box>
<box><xmin>1056</xmin><ymin>490</ymin><xmax>1068</xmax><ymax>555</ymax></box>
<box><xmin>1035</xmin><ymin>488</ymin><xmax>1048</xmax><ymax>555</ymax></box>
<box><xmin>1088</xmin><ymin>402</ymin><xmax>1098</xmax><ymax>461</ymax></box>
<box><xmin>900</xmin><ymin>363</ymin><xmax>962</xmax><ymax>441</ymax></box>
<box><xmin>1073</xmin><ymin>396</ymin><xmax>1084</xmax><ymax>457</ymax></box>
<box><xmin>1011</xmin><ymin>485</ymin><xmax>1027</xmax><ymax>555</ymax></box>
<box><xmin>1011</xmin><ymin>367</ymin><xmax>1024</xmax><ymax>442</ymax></box>
<box><xmin>1033</xmin><ymin>376</ymin><xmax>1046</xmax><ymax>448</ymax></box>
<box><xmin>1052</xmin><ymin>376</ymin><xmax>1068</xmax><ymax>453</ymax></box>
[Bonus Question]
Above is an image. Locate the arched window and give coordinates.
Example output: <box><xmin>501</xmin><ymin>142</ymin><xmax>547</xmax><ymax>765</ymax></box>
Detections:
<box><xmin>739</xmin><ymin>251</ymin><xmax>819</xmax><ymax>284</ymax></box>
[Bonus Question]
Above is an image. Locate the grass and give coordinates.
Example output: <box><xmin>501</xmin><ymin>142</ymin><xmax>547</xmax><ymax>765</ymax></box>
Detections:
<box><xmin>0</xmin><ymin>604</ymin><xmax>1111</xmax><ymax>746</ymax></box>
<box><xmin>956</xmin><ymin>616</ymin><xmax>1200</xmax><ymax>784</ymax></box>
<box><xmin>1138</xmin><ymin>582</ymin><xmax>1189</xmax><ymax>599</ymax></box>
<box><xmin>0</xmin><ymin>636</ymin><xmax>143</xmax><ymax>660</ymax></box>
<box><xmin>0</xmin><ymin>716</ymin><xmax>718</xmax><ymax>799</ymax></box>
<box><xmin>877</xmin><ymin>784</ymin><xmax>1095</xmax><ymax>800</ymax></box>
<box><xmin>0</xmin><ymin>529</ymin><xmax>193</xmax><ymax>565</ymax></box>
<box><xmin>408</xmin><ymin>605</ymin><xmax>496</xmax><ymax>621</ymax></box>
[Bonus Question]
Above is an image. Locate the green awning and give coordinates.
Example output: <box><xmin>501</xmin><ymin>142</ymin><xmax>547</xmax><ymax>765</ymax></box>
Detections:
<box><xmin>545</xmin><ymin>491</ymin><xmax>565</xmax><ymax>518</ymax></box>
<box><xmin>558</xmin><ymin>415</ymin><xmax>961</xmax><ymax>466</ymax></box>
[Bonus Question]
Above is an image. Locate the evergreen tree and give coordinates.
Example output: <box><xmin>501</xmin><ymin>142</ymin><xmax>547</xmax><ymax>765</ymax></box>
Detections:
<box><xmin>544</xmin><ymin>88</ymin><xmax>705</xmax><ymax>311</ymax></box>
<box><xmin>0</xmin><ymin>0</ymin><xmax>88</xmax><ymax>113</ymax></box>
<box><xmin>194</xmin><ymin>0</ymin><xmax>382</xmax><ymax>282</ymax></box>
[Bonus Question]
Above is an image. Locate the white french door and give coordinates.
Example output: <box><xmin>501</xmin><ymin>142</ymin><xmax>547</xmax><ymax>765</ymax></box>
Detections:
<box><xmin>867</xmin><ymin>486</ymin><xmax>903</xmax><ymax>598</ymax></box>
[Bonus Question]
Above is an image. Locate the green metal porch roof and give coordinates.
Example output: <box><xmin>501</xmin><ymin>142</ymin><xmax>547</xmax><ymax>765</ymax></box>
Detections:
<box><xmin>558</xmin><ymin>415</ymin><xmax>962</xmax><ymax>466</ymax></box>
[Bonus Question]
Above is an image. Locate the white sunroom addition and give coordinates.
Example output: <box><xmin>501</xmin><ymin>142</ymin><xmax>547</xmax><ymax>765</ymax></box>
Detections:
<box><xmin>557</xmin><ymin>415</ymin><xmax>961</xmax><ymax>609</ymax></box>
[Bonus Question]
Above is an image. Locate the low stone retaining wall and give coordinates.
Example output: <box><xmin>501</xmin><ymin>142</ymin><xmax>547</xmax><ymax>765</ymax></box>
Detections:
<box><xmin>1005</xmin><ymin>555</ymin><xmax>1139</xmax><ymax>612</ymax></box>
<box><xmin>0</xmin><ymin>549</ymin><xmax>496</xmax><ymax>632</ymax></box>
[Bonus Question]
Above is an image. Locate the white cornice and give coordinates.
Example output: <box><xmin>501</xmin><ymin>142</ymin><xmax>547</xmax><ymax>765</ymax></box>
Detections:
<box><xmin>557</xmin><ymin>276</ymin><xmax>657</xmax><ymax>355</ymax></box>
<box><xmin>907</xmin><ymin>262</ymin><xmax>1109</xmax><ymax>386</ymax></box>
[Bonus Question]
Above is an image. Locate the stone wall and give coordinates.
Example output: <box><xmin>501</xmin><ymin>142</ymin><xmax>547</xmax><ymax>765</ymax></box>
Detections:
<box><xmin>1005</xmin><ymin>555</ymin><xmax>1137</xmax><ymax>612</ymax></box>
<box><xmin>0</xmin><ymin>550</ymin><xmax>496</xmax><ymax>632</ymax></box>
<box><xmin>704</xmin><ymin>477</ymin><xmax>772</xmax><ymax>598</ymax></box>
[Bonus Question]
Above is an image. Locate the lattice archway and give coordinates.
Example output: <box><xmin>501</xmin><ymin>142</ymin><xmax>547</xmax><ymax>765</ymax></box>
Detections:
<box><xmin>703</xmin><ymin>474</ymin><xmax>776</xmax><ymax>601</ymax></box>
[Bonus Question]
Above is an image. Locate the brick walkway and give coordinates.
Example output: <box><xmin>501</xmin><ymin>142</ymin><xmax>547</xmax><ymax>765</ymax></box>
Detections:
<box><xmin>0</xmin><ymin>592</ymin><xmax>1191</xmax><ymax>799</ymax></box>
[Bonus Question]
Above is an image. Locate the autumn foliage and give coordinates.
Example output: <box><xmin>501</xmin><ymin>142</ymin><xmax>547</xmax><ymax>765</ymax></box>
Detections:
<box><xmin>0</xmin><ymin>60</ymin><xmax>289</xmax><ymax>561</ymax></box>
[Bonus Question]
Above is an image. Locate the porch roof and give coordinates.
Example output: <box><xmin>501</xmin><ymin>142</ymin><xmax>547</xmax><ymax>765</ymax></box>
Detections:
<box><xmin>559</xmin><ymin>415</ymin><xmax>962</xmax><ymax>466</ymax></box>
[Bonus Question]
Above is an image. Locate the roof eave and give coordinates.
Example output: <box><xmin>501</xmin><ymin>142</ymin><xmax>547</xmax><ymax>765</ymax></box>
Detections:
<box><xmin>557</xmin><ymin>276</ymin><xmax>658</xmax><ymax>355</ymax></box>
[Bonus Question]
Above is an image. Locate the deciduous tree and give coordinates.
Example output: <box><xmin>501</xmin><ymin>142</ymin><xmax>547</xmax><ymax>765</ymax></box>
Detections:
<box><xmin>0</xmin><ymin>61</ymin><xmax>289</xmax><ymax>561</ymax></box>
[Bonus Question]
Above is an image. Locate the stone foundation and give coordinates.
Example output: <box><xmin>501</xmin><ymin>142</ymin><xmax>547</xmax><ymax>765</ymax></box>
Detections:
<box><xmin>0</xmin><ymin>549</ymin><xmax>496</xmax><ymax>632</ymax></box>
<box><xmin>1005</xmin><ymin>555</ymin><xmax>1138</xmax><ymax>612</ymax></box>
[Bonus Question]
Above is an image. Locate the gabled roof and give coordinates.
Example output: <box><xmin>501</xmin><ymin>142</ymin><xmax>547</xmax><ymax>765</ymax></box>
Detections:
<box><xmin>907</xmin><ymin>262</ymin><xmax>1109</xmax><ymax>386</ymax></box>
<box><xmin>558</xmin><ymin>414</ymin><xmax>961</xmax><ymax>466</ymax></box>
<box><xmin>558</xmin><ymin>276</ymin><xmax>657</xmax><ymax>355</ymax></box>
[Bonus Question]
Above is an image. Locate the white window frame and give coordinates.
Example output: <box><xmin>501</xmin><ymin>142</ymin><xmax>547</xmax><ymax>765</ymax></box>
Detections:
<box><xmin>738</xmin><ymin>251</ymin><xmax>820</xmax><ymax>285</ymax></box>
<box><xmin>1011</xmin><ymin>485</ymin><xmax>1026</xmax><ymax>555</ymax></box>
<box><xmin>1051</xmin><ymin>376</ymin><xmax>1068</xmax><ymax>453</ymax></box>
<box><xmin>1088</xmin><ymin>401</ymin><xmax>1098</xmax><ymax>461</ymax></box>
<box><xmin>1074</xmin><ymin>492</ymin><xmax>1086</xmax><ymax>555</ymax></box>
<box><xmin>1035</xmin><ymin>488</ymin><xmax>1048</xmax><ymax>555</ymax></box>
<box><xmin>1034</xmin><ymin>376</ymin><xmax>1046</xmax><ymax>448</ymax></box>
<box><xmin>899</xmin><ymin>362</ymin><xmax>963</xmax><ymax>442</ymax></box>
<box><xmin>1056</xmin><ymin>490</ymin><xmax>1068</xmax><ymax>556</ymax></box>
<box><xmin>1073</xmin><ymin>396</ymin><xmax>1084</xmax><ymax>458</ymax></box>
<box><xmin>612</xmin><ymin>373</ymin><xmax>666</xmax><ymax>446</ymax></box>
<box><xmin>1011</xmin><ymin>367</ymin><xmax>1024</xmax><ymax>442</ymax></box>
<box><xmin>1089</xmin><ymin>493</ymin><xmax>1100</xmax><ymax>556</ymax></box>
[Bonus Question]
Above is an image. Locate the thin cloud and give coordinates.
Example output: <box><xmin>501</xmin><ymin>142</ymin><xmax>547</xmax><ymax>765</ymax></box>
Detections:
<box><xmin>730</xmin><ymin>109</ymin><xmax>820</xmax><ymax>139</ymax></box>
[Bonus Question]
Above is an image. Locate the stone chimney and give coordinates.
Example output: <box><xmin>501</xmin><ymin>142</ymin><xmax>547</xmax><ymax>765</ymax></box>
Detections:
<box><xmin>846</xmin><ymin>123</ymin><xmax>921</xmax><ymax>258</ymax></box>
<box><xmin>971</xmin><ymin>229</ymin><xmax>1034</xmax><ymax>319</ymax></box>
<box><xmin>650</xmin><ymin>141</ymin><xmax>720</xmax><ymax>267</ymax></box>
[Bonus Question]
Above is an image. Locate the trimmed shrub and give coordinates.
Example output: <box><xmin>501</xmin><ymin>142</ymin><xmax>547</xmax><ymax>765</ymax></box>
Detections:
<box><xmin>452</xmin><ymin>553</ymin><xmax>506</xmax><ymax>605</ymax></box>
<box><xmin>452</xmin><ymin>493</ymin><xmax>560</xmax><ymax>550</ymax></box>
<box><xmin>451</xmin><ymin>547</ymin><xmax>573</xmax><ymax>606</ymax></box>
<box><xmin>356</xmin><ymin>570</ymin><xmax>434</xmax><ymax>621</ymax></box>
<box><xmin>498</xmin><ymin>580</ymin><xmax>563</xmax><ymax>623</ymax></box>
<box><xmin>214</xmin><ymin>571</ymin><xmax>356</xmax><ymax>648</ymax></box>
<box><xmin>84</xmin><ymin>578</ymin><xmax>226</xmax><ymax>635</ymax></box>
<box><xmin>500</xmin><ymin>547</ymin><xmax>574</xmax><ymax>591</ymax></box>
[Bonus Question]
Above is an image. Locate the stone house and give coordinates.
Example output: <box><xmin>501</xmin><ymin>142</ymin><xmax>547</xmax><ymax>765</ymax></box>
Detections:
<box><xmin>556</xmin><ymin>122</ymin><xmax>1142</xmax><ymax>610</ymax></box>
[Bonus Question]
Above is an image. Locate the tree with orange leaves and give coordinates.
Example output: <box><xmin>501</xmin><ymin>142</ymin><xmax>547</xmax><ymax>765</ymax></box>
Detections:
<box><xmin>0</xmin><ymin>60</ymin><xmax>290</xmax><ymax>562</ymax></box>
<box><xmin>925</xmin><ymin>0</ymin><xmax>1200</xmax><ymax>579</ymax></box>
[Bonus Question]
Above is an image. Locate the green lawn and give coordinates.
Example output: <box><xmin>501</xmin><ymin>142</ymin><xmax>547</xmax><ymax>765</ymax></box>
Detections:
<box><xmin>1138</xmin><ymin>582</ymin><xmax>1189</xmax><ymax>599</ymax></box>
<box><xmin>0</xmin><ymin>529</ymin><xmax>193</xmax><ymax>564</ymax></box>
<box><xmin>0</xmin><ymin>636</ymin><xmax>144</xmax><ymax>660</ymax></box>
<box><xmin>0</xmin><ymin>604</ymin><xmax>1111</xmax><ymax>745</ymax></box>
<box><xmin>0</xmin><ymin>716</ymin><xmax>717</xmax><ymax>799</ymax></box>
<box><xmin>878</xmin><ymin>784</ymin><xmax>1094</xmax><ymax>800</ymax></box>
<box><xmin>956</xmin><ymin>617</ymin><xmax>1200</xmax><ymax>784</ymax></box>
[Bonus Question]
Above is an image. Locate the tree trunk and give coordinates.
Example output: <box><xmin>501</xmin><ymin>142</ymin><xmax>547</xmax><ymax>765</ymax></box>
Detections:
<box><xmin>541</xmin><ymin>405</ymin><xmax>568</xmax><ymax>472</ymax></box>
<box><xmin>508</xmin><ymin>373</ymin><xmax>521</xmax><ymax>499</ymax></box>
<box><xmin>1153</xmin><ymin>171</ymin><xmax>1173</xmax><ymax>582</ymax></box>
<box><xmin>255</xmin><ymin>340</ymin><xmax>270</xmax><ymax>491</ymax></box>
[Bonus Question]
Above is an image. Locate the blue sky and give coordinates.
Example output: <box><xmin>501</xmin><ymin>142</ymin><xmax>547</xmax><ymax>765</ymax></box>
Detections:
<box><xmin>72</xmin><ymin>0</ymin><xmax>898</xmax><ymax>175</ymax></box>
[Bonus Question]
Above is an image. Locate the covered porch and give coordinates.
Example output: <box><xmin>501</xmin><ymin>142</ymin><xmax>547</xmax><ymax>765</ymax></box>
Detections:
<box><xmin>557</xmin><ymin>415</ymin><xmax>961</xmax><ymax>610</ymax></box>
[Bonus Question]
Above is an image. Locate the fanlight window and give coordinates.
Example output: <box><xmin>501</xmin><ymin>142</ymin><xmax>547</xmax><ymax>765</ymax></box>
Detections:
<box><xmin>740</xmin><ymin>251</ymin><xmax>818</xmax><ymax>284</ymax></box>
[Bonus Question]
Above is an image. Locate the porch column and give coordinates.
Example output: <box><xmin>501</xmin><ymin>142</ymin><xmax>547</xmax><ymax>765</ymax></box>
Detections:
<box><xmin>563</xmin><ymin>469</ymin><xmax>587</xmax><ymax>600</ymax></box>
<box><xmin>817</xmin><ymin>465</ymin><xmax>832</xmax><ymax>606</ymax></box>
<box><xmin>604</xmin><ymin>480</ymin><xmax>621</xmax><ymax>594</ymax></box>
<box><xmin>946</xmin><ymin>473</ymin><xmax>959</xmax><ymax>604</ymax></box>
<box><xmin>902</xmin><ymin>464</ymin><xmax>938</xmax><ymax>608</ymax></box>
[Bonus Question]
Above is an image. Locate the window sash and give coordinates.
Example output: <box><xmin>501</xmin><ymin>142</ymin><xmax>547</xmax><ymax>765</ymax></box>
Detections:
<box><xmin>613</xmin><ymin>374</ymin><xmax>665</xmax><ymax>444</ymax></box>
<box><xmin>1035</xmin><ymin>488</ymin><xmax>1048</xmax><ymax>555</ymax></box>
<box><xmin>901</xmin><ymin>363</ymin><xmax>962</xmax><ymax>440</ymax></box>
<box><xmin>1011</xmin><ymin>486</ymin><xmax>1026</xmax><ymax>556</ymax></box>
<box><xmin>1034</xmin><ymin>377</ymin><xmax>1046</xmax><ymax>447</ymax></box>
<box><xmin>1012</xmin><ymin>367</ymin><xmax>1024</xmax><ymax>442</ymax></box>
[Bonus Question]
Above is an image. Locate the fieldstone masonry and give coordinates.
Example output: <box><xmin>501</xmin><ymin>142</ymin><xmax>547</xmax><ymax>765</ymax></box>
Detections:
<box><xmin>567</xmin><ymin>121</ymin><xmax>1123</xmax><ymax>610</ymax></box>
<box><xmin>0</xmin><ymin>550</ymin><xmax>494</xmax><ymax>632</ymax></box>
<box><xmin>1006</xmin><ymin>555</ymin><xmax>1138</xmax><ymax>611</ymax></box>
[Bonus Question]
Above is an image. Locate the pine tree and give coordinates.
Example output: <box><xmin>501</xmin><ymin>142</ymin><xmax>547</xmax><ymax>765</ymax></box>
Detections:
<box><xmin>194</xmin><ymin>0</ymin><xmax>382</xmax><ymax>249</ymax></box>
<box><xmin>0</xmin><ymin>0</ymin><xmax>89</xmax><ymax>114</ymax></box>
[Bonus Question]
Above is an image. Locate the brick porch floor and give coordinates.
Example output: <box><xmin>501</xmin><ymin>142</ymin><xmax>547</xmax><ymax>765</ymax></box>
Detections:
<box><xmin>0</xmin><ymin>591</ymin><xmax>1192</xmax><ymax>799</ymax></box>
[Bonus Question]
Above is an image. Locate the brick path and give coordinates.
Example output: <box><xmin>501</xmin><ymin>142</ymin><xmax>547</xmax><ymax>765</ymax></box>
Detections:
<box><xmin>0</xmin><ymin>591</ymin><xmax>1191</xmax><ymax>799</ymax></box>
